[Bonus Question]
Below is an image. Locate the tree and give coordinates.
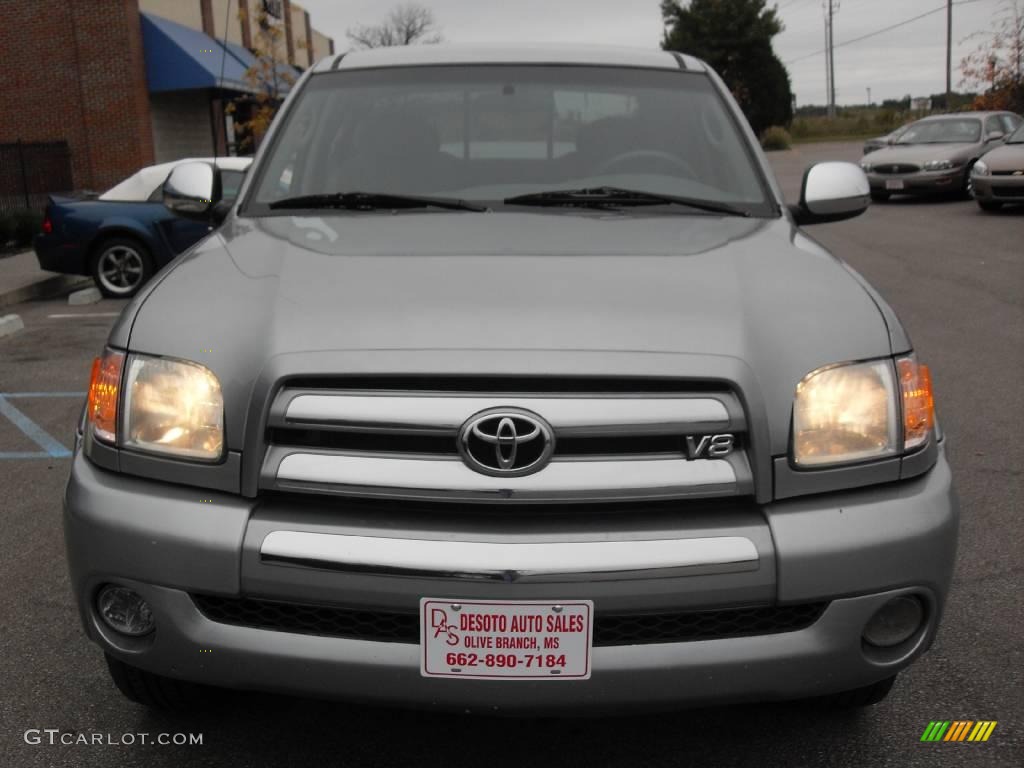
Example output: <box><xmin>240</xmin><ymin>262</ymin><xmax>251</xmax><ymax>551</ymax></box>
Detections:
<box><xmin>346</xmin><ymin>3</ymin><xmax>443</xmax><ymax>49</ymax></box>
<box><xmin>227</xmin><ymin>5</ymin><xmax>296</xmax><ymax>152</ymax></box>
<box><xmin>661</xmin><ymin>0</ymin><xmax>793</xmax><ymax>135</ymax></box>
<box><xmin>960</xmin><ymin>0</ymin><xmax>1024</xmax><ymax>113</ymax></box>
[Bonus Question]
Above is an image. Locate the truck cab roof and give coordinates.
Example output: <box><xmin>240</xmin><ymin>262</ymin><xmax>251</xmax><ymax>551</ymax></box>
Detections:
<box><xmin>312</xmin><ymin>43</ymin><xmax>705</xmax><ymax>74</ymax></box>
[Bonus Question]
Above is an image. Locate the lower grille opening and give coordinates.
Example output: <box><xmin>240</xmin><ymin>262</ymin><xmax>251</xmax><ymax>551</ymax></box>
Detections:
<box><xmin>191</xmin><ymin>594</ymin><xmax>827</xmax><ymax>647</ymax></box>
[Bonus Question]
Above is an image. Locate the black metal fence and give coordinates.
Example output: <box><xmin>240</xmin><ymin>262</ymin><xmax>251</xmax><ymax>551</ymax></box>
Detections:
<box><xmin>0</xmin><ymin>141</ymin><xmax>73</xmax><ymax>213</ymax></box>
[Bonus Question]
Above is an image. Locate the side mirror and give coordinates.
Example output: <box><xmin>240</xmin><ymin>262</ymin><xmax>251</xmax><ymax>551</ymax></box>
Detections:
<box><xmin>789</xmin><ymin>161</ymin><xmax>870</xmax><ymax>226</ymax></box>
<box><xmin>985</xmin><ymin>131</ymin><xmax>1005</xmax><ymax>143</ymax></box>
<box><xmin>163</xmin><ymin>162</ymin><xmax>219</xmax><ymax>217</ymax></box>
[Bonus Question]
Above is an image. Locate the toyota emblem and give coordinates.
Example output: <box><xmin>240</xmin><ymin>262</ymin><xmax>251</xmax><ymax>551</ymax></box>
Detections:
<box><xmin>457</xmin><ymin>408</ymin><xmax>555</xmax><ymax>477</ymax></box>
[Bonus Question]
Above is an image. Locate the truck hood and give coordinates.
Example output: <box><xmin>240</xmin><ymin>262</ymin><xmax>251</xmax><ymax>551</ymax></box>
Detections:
<box><xmin>120</xmin><ymin>212</ymin><xmax>899</xmax><ymax>454</ymax></box>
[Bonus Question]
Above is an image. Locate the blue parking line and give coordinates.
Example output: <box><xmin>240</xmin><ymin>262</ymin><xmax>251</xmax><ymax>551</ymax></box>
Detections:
<box><xmin>0</xmin><ymin>395</ymin><xmax>72</xmax><ymax>458</ymax></box>
<box><xmin>0</xmin><ymin>451</ymin><xmax>51</xmax><ymax>459</ymax></box>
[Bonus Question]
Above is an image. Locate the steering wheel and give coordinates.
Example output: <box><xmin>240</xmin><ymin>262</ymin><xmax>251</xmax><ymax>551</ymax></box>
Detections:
<box><xmin>595</xmin><ymin>150</ymin><xmax>695</xmax><ymax>177</ymax></box>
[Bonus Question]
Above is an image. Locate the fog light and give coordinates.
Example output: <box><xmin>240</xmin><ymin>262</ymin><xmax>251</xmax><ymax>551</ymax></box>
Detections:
<box><xmin>96</xmin><ymin>585</ymin><xmax>155</xmax><ymax>636</ymax></box>
<box><xmin>863</xmin><ymin>595</ymin><xmax>924</xmax><ymax>648</ymax></box>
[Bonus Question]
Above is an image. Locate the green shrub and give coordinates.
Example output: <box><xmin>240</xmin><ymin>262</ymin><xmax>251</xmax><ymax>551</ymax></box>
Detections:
<box><xmin>760</xmin><ymin>126</ymin><xmax>792</xmax><ymax>151</ymax></box>
<box><xmin>787</xmin><ymin>108</ymin><xmax>906</xmax><ymax>142</ymax></box>
<box><xmin>12</xmin><ymin>209</ymin><xmax>42</xmax><ymax>246</ymax></box>
<box><xmin>789</xmin><ymin>118</ymin><xmax>811</xmax><ymax>139</ymax></box>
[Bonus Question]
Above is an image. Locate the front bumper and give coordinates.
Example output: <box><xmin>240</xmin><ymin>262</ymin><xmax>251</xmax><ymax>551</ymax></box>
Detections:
<box><xmin>972</xmin><ymin>175</ymin><xmax>1024</xmax><ymax>203</ymax></box>
<box><xmin>64</xmin><ymin>447</ymin><xmax>958</xmax><ymax>712</ymax></box>
<box><xmin>866</xmin><ymin>169</ymin><xmax>964</xmax><ymax>195</ymax></box>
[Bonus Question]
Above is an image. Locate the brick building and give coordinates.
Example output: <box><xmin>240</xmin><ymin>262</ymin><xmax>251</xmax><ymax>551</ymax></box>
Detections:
<box><xmin>0</xmin><ymin>0</ymin><xmax>334</xmax><ymax>193</ymax></box>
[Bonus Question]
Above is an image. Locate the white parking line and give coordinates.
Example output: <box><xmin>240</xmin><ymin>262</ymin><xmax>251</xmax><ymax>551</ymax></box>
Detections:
<box><xmin>47</xmin><ymin>313</ymin><xmax>121</xmax><ymax>318</ymax></box>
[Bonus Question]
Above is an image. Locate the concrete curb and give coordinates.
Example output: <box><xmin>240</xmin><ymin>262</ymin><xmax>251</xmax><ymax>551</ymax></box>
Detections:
<box><xmin>0</xmin><ymin>314</ymin><xmax>25</xmax><ymax>338</ymax></box>
<box><xmin>0</xmin><ymin>274</ymin><xmax>94</xmax><ymax>310</ymax></box>
<box><xmin>68</xmin><ymin>286</ymin><xmax>103</xmax><ymax>305</ymax></box>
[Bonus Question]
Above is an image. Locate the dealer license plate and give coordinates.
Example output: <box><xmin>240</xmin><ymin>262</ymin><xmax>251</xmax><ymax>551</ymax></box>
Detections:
<box><xmin>885</xmin><ymin>179</ymin><xmax>905</xmax><ymax>190</ymax></box>
<box><xmin>420</xmin><ymin>599</ymin><xmax>593</xmax><ymax>680</ymax></box>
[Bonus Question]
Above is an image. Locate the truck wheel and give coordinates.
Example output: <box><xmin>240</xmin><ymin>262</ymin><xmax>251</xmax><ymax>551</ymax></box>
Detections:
<box><xmin>104</xmin><ymin>653</ymin><xmax>205</xmax><ymax>711</ymax></box>
<box><xmin>870</xmin><ymin>191</ymin><xmax>890</xmax><ymax>202</ymax></box>
<box><xmin>91</xmin><ymin>237</ymin><xmax>154</xmax><ymax>298</ymax></box>
<box><xmin>817</xmin><ymin>675</ymin><xmax>896</xmax><ymax>708</ymax></box>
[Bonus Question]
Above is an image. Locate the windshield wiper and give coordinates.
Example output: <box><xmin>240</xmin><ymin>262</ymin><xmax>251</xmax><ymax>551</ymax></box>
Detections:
<box><xmin>503</xmin><ymin>186</ymin><xmax>751</xmax><ymax>217</ymax></box>
<box><xmin>268</xmin><ymin>191</ymin><xmax>487</xmax><ymax>212</ymax></box>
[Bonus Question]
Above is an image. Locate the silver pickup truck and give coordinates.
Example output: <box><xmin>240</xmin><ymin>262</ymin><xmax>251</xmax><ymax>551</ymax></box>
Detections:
<box><xmin>65</xmin><ymin>45</ymin><xmax>957</xmax><ymax>713</ymax></box>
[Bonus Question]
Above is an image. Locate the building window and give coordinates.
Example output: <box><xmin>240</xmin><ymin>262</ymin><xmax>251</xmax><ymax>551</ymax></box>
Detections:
<box><xmin>263</xmin><ymin>0</ymin><xmax>283</xmax><ymax>19</ymax></box>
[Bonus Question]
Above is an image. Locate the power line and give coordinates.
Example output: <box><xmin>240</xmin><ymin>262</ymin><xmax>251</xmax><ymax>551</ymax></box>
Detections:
<box><xmin>784</xmin><ymin>0</ymin><xmax>991</xmax><ymax>65</ymax></box>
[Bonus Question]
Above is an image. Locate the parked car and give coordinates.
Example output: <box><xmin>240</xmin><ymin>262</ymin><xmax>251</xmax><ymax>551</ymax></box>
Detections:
<box><xmin>972</xmin><ymin>122</ymin><xmax>1024</xmax><ymax>211</ymax></box>
<box><xmin>859</xmin><ymin>111</ymin><xmax>1022</xmax><ymax>201</ymax></box>
<box><xmin>66</xmin><ymin>45</ymin><xmax>956</xmax><ymax>714</ymax></box>
<box><xmin>862</xmin><ymin>124</ymin><xmax>909</xmax><ymax>155</ymax></box>
<box><xmin>34</xmin><ymin>157</ymin><xmax>251</xmax><ymax>297</ymax></box>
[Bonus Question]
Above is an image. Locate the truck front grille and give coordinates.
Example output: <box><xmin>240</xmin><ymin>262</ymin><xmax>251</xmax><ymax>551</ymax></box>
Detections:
<box><xmin>259</xmin><ymin>378</ymin><xmax>752</xmax><ymax>504</ymax></box>
<box><xmin>191</xmin><ymin>594</ymin><xmax>827</xmax><ymax>647</ymax></box>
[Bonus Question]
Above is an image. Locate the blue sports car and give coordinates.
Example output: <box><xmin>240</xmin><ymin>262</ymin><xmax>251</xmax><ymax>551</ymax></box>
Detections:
<box><xmin>34</xmin><ymin>157</ymin><xmax>250</xmax><ymax>297</ymax></box>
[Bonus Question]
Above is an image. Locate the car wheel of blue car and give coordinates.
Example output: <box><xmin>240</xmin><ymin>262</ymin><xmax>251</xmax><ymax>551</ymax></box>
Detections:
<box><xmin>92</xmin><ymin>237</ymin><xmax>154</xmax><ymax>298</ymax></box>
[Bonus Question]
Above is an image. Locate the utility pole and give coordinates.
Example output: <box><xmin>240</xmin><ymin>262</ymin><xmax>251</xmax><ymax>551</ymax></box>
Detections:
<box><xmin>824</xmin><ymin>13</ymin><xmax>831</xmax><ymax>113</ymax></box>
<box><xmin>824</xmin><ymin>0</ymin><xmax>838</xmax><ymax>118</ymax></box>
<box><xmin>867</xmin><ymin>87</ymin><xmax>871</xmax><ymax>105</ymax></box>
<box><xmin>945</xmin><ymin>0</ymin><xmax>953</xmax><ymax>104</ymax></box>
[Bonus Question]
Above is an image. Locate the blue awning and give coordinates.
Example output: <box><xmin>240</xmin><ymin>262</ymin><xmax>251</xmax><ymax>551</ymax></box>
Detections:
<box><xmin>141</xmin><ymin>13</ymin><xmax>263</xmax><ymax>94</ymax></box>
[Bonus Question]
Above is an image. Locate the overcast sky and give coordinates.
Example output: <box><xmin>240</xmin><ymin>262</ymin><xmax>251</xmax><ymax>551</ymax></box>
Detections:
<box><xmin>297</xmin><ymin>0</ymin><xmax>1009</xmax><ymax>106</ymax></box>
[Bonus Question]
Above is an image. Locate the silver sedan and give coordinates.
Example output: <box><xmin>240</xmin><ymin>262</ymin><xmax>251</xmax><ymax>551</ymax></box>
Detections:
<box><xmin>860</xmin><ymin>111</ymin><xmax>1022</xmax><ymax>201</ymax></box>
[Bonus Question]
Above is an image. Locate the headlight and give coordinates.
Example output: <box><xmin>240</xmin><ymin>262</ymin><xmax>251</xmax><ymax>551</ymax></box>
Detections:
<box><xmin>792</xmin><ymin>360</ymin><xmax>899</xmax><ymax>467</ymax></box>
<box><xmin>972</xmin><ymin>160</ymin><xmax>990</xmax><ymax>176</ymax></box>
<box><xmin>859</xmin><ymin>162</ymin><xmax>873</xmax><ymax>172</ymax></box>
<box><xmin>923</xmin><ymin>159</ymin><xmax>956</xmax><ymax>171</ymax></box>
<box><xmin>122</xmin><ymin>354</ymin><xmax>224</xmax><ymax>461</ymax></box>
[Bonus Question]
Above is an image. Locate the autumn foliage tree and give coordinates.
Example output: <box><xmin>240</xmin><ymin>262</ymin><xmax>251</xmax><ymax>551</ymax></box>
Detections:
<box><xmin>227</xmin><ymin>5</ymin><xmax>296</xmax><ymax>152</ymax></box>
<box><xmin>960</xmin><ymin>0</ymin><xmax>1024</xmax><ymax>113</ymax></box>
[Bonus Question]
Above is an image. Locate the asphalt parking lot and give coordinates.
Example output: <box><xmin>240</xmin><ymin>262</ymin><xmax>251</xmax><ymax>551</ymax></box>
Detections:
<box><xmin>0</xmin><ymin>141</ymin><xmax>1021</xmax><ymax>768</ymax></box>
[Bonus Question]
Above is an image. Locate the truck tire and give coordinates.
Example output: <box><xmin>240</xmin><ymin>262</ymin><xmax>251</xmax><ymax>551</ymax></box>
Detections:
<box><xmin>104</xmin><ymin>653</ymin><xmax>205</xmax><ymax>711</ymax></box>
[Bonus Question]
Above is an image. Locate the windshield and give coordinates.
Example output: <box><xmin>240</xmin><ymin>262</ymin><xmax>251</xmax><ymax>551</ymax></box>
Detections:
<box><xmin>246</xmin><ymin>65</ymin><xmax>774</xmax><ymax>216</ymax></box>
<box><xmin>1008</xmin><ymin>123</ymin><xmax>1024</xmax><ymax>144</ymax></box>
<box><xmin>896</xmin><ymin>118</ymin><xmax>982</xmax><ymax>145</ymax></box>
